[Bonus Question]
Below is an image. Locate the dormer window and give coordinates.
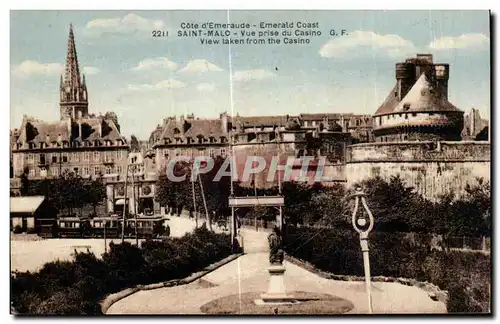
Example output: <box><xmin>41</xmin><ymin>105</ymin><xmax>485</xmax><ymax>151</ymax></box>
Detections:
<box><xmin>174</xmin><ymin>128</ymin><xmax>180</xmax><ymax>135</ymax></box>
<box><xmin>403</xmin><ymin>103</ymin><xmax>411</xmax><ymax>111</ymax></box>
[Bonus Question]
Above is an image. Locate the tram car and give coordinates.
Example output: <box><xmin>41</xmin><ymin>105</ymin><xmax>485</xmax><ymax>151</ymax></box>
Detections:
<box><xmin>123</xmin><ymin>216</ymin><xmax>165</xmax><ymax>239</ymax></box>
<box><xmin>54</xmin><ymin>215</ymin><xmax>166</xmax><ymax>238</ymax></box>
<box><xmin>90</xmin><ymin>216</ymin><xmax>121</xmax><ymax>238</ymax></box>
<box><xmin>56</xmin><ymin>217</ymin><xmax>87</xmax><ymax>238</ymax></box>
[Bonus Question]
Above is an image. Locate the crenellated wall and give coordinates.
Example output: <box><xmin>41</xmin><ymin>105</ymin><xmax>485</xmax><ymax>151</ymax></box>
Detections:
<box><xmin>345</xmin><ymin>141</ymin><xmax>490</xmax><ymax>200</ymax></box>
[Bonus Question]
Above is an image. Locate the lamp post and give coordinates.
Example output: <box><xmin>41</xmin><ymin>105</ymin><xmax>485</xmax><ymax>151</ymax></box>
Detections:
<box><xmin>351</xmin><ymin>187</ymin><xmax>374</xmax><ymax>314</ymax></box>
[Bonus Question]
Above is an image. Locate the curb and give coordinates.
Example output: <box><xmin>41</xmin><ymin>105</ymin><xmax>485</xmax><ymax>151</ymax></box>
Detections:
<box><xmin>101</xmin><ymin>253</ymin><xmax>244</xmax><ymax>314</ymax></box>
<box><xmin>285</xmin><ymin>255</ymin><xmax>448</xmax><ymax>305</ymax></box>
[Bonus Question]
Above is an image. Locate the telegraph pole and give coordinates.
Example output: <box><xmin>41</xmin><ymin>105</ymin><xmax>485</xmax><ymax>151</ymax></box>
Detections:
<box><xmin>132</xmin><ymin>164</ymin><xmax>138</xmax><ymax>246</ymax></box>
<box><xmin>121</xmin><ymin>163</ymin><xmax>129</xmax><ymax>242</ymax></box>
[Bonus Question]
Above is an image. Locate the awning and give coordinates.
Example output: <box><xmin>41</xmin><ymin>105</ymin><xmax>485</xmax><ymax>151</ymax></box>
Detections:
<box><xmin>115</xmin><ymin>198</ymin><xmax>129</xmax><ymax>205</ymax></box>
<box><xmin>10</xmin><ymin>196</ymin><xmax>45</xmax><ymax>214</ymax></box>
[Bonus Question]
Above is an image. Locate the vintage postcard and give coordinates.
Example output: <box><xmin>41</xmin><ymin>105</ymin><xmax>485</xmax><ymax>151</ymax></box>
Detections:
<box><xmin>10</xmin><ymin>10</ymin><xmax>491</xmax><ymax>315</ymax></box>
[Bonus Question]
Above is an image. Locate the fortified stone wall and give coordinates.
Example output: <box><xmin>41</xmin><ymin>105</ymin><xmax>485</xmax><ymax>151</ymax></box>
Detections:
<box><xmin>345</xmin><ymin>141</ymin><xmax>490</xmax><ymax>200</ymax></box>
<box><xmin>233</xmin><ymin>142</ymin><xmax>345</xmax><ymax>189</ymax></box>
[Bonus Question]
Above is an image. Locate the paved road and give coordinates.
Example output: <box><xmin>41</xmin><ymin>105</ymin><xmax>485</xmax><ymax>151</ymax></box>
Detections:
<box><xmin>107</xmin><ymin>229</ymin><xmax>446</xmax><ymax>314</ymax></box>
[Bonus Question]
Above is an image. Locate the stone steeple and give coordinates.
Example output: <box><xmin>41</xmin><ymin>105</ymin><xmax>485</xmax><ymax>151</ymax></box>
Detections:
<box><xmin>59</xmin><ymin>23</ymin><xmax>88</xmax><ymax>120</ymax></box>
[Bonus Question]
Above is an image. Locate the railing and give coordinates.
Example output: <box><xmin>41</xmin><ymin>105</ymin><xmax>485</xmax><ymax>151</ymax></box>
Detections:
<box><xmin>291</xmin><ymin>225</ymin><xmax>491</xmax><ymax>253</ymax></box>
<box><xmin>409</xmin><ymin>233</ymin><xmax>491</xmax><ymax>253</ymax></box>
<box><xmin>238</xmin><ymin>218</ymin><xmax>276</xmax><ymax>231</ymax></box>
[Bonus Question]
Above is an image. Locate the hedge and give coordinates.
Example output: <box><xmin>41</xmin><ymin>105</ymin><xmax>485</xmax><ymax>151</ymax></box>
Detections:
<box><xmin>11</xmin><ymin>226</ymin><xmax>238</xmax><ymax>315</ymax></box>
<box><xmin>284</xmin><ymin>226</ymin><xmax>490</xmax><ymax>314</ymax></box>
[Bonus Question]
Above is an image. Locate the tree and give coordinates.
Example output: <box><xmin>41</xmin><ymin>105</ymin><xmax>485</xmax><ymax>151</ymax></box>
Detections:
<box><xmin>20</xmin><ymin>167</ymin><xmax>30</xmax><ymax>196</ymax></box>
<box><xmin>85</xmin><ymin>177</ymin><xmax>106</xmax><ymax>216</ymax></box>
<box><xmin>352</xmin><ymin>176</ymin><xmax>430</xmax><ymax>232</ymax></box>
<box><xmin>155</xmin><ymin>160</ymin><xmax>191</xmax><ymax>215</ymax></box>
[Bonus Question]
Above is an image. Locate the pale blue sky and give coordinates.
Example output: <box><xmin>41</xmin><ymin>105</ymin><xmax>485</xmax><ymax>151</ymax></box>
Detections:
<box><xmin>10</xmin><ymin>10</ymin><xmax>490</xmax><ymax>139</ymax></box>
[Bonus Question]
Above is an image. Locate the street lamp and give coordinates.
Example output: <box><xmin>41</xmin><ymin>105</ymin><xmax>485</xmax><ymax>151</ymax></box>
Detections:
<box><xmin>351</xmin><ymin>187</ymin><xmax>374</xmax><ymax>314</ymax></box>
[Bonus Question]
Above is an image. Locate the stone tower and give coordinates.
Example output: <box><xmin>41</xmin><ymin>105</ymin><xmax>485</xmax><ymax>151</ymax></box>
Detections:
<box><xmin>373</xmin><ymin>54</ymin><xmax>464</xmax><ymax>142</ymax></box>
<box><xmin>59</xmin><ymin>24</ymin><xmax>88</xmax><ymax>120</ymax></box>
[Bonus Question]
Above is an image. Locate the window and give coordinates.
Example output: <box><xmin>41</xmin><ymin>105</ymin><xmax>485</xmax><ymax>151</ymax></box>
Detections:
<box><xmin>27</xmin><ymin>153</ymin><xmax>34</xmax><ymax>164</ymax></box>
<box><xmin>220</xmin><ymin>148</ymin><xmax>227</xmax><ymax>156</ymax></box>
<box><xmin>62</xmin><ymin>154</ymin><xmax>68</xmax><ymax>163</ymax></box>
<box><xmin>117</xmin><ymin>151</ymin><xmax>123</xmax><ymax>160</ymax></box>
<box><xmin>39</xmin><ymin>154</ymin><xmax>46</xmax><ymax>165</ymax></box>
<box><xmin>105</xmin><ymin>151</ymin><xmax>113</xmax><ymax>162</ymax></box>
<box><xmin>379</xmin><ymin>117</ymin><xmax>382</xmax><ymax>126</ymax></box>
<box><xmin>356</xmin><ymin>119</ymin><xmax>360</xmax><ymax>126</ymax></box>
<box><xmin>93</xmin><ymin>151</ymin><xmax>100</xmax><ymax>161</ymax></box>
<box><xmin>52</xmin><ymin>156</ymin><xmax>57</xmax><ymax>163</ymax></box>
<box><xmin>52</xmin><ymin>167</ymin><xmax>59</xmax><ymax>177</ymax></box>
<box><xmin>83</xmin><ymin>167</ymin><xmax>89</xmax><ymax>177</ymax></box>
<box><xmin>29</xmin><ymin>169</ymin><xmax>35</xmax><ymax>177</ymax></box>
<box><xmin>105</xmin><ymin>165</ymin><xmax>112</xmax><ymax>175</ymax></box>
<box><xmin>405</xmin><ymin>114</ymin><xmax>408</xmax><ymax>120</ymax></box>
<box><xmin>116</xmin><ymin>165</ymin><xmax>122</xmax><ymax>174</ymax></box>
<box><xmin>412</xmin><ymin>113</ymin><xmax>417</xmax><ymax>117</ymax></box>
<box><xmin>73</xmin><ymin>167</ymin><xmax>79</xmax><ymax>175</ymax></box>
<box><xmin>83</xmin><ymin>152</ymin><xmax>90</xmax><ymax>161</ymax></box>
<box><xmin>73</xmin><ymin>152</ymin><xmax>79</xmax><ymax>162</ymax></box>
<box><xmin>94</xmin><ymin>166</ymin><xmax>100</xmax><ymax>176</ymax></box>
<box><xmin>208</xmin><ymin>148</ymin><xmax>215</xmax><ymax>157</ymax></box>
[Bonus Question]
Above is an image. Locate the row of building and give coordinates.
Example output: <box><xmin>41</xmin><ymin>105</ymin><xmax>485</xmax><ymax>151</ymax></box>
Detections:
<box><xmin>10</xmin><ymin>25</ymin><xmax>490</xmax><ymax>215</ymax></box>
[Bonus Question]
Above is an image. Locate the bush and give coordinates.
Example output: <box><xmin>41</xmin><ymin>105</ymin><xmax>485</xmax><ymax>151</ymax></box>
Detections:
<box><xmin>285</xmin><ymin>226</ymin><xmax>491</xmax><ymax>314</ymax></box>
<box><xmin>13</xmin><ymin>225</ymin><xmax>23</xmax><ymax>234</ymax></box>
<box><xmin>11</xmin><ymin>228</ymin><xmax>236</xmax><ymax>315</ymax></box>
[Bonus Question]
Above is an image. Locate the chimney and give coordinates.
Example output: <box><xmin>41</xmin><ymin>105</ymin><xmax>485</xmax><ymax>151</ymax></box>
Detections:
<box><xmin>98</xmin><ymin>119</ymin><xmax>103</xmax><ymax>137</ymax></box>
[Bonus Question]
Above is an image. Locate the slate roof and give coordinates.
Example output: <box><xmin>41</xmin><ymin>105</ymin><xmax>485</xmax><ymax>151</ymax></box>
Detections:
<box><xmin>374</xmin><ymin>84</ymin><xmax>400</xmax><ymax>116</ymax></box>
<box><xmin>233</xmin><ymin>116</ymin><xmax>289</xmax><ymax>127</ymax></box>
<box><xmin>159</xmin><ymin>118</ymin><xmax>228</xmax><ymax>140</ymax></box>
<box><xmin>15</xmin><ymin>115</ymin><xmax>125</xmax><ymax>146</ymax></box>
<box><xmin>10</xmin><ymin>196</ymin><xmax>45</xmax><ymax>214</ymax></box>
<box><xmin>374</xmin><ymin>74</ymin><xmax>460</xmax><ymax>116</ymax></box>
<box><xmin>393</xmin><ymin>74</ymin><xmax>460</xmax><ymax>114</ymax></box>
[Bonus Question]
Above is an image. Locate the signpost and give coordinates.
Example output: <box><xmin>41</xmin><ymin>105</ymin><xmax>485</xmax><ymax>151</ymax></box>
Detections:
<box><xmin>351</xmin><ymin>187</ymin><xmax>374</xmax><ymax>314</ymax></box>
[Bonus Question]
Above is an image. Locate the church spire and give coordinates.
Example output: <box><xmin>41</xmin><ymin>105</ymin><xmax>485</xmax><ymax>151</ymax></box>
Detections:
<box><xmin>63</xmin><ymin>23</ymin><xmax>81</xmax><ymax>88</ymax></box>
<box><xmin>59</xmin><ymin>23</ymin><xmax>88</xmax><ymax>120</ymax></box>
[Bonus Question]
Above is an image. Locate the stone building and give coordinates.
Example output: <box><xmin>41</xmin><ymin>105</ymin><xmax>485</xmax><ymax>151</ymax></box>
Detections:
<box><xmin>11</xmin><ymin>24</ymin><xmax>132</xmax><ymax>215</ymax></box>
<box><xmin>462</xmin><ymin>108</ymin><xmax>489</xmax><ymax>141</ymax></box>
<box><xmin>345</xmin><ymin>54</ymin><xmax>490</xmax><ymax>200</ymax></box>
<box><xmin>373</xmin><ymin>54</ymin><xmax>464</xmax><ymax>142</ymax></box>
<box><xmin>148</xmin><ymin>112</ymin><xmax>356</xmax><ymax>189</ymax></box>
<box><xmin>299</xmin><ymin>113</ymin><xmax>373</xmax><ymax>143</ymax></box>
<box><xmin>151</xmin><ymin>113</ymin><xmax>231</xmax><ymax>170</ymax></box>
